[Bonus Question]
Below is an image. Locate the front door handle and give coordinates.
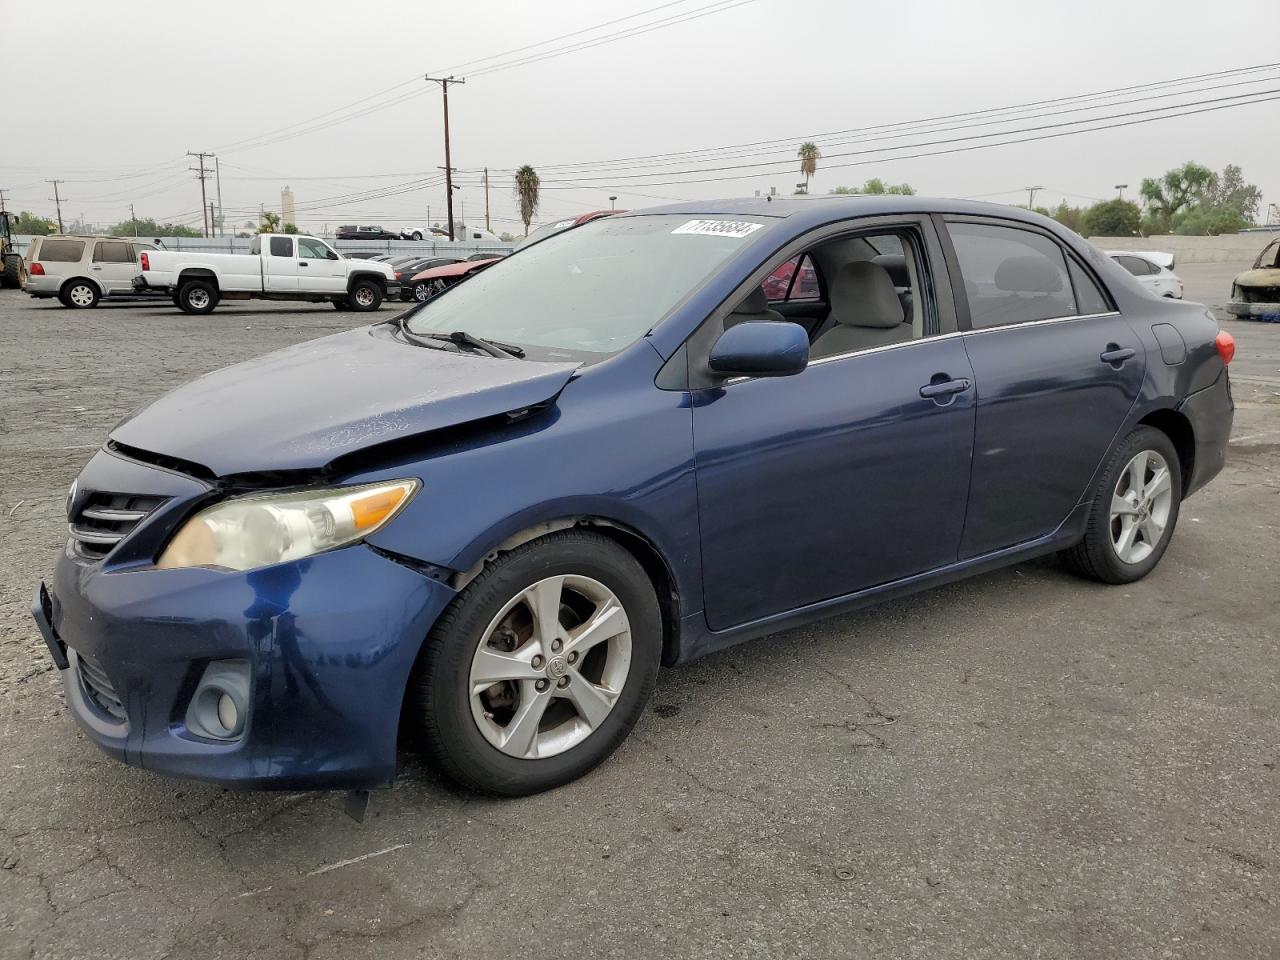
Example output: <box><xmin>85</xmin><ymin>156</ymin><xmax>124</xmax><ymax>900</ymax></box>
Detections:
<box><xmin>299</xmin><ymin>261</ymin><xmax>309</xmax><ymax>267</ymax></box>
<box><xmin>1100</xmin><ymin>345</ymin><xmax>1136</xmax><ymax>365</ymax></box>
<box><xmin>919</xmin><ymin>377</ymin><xmax>972</xmax><ymax>400</ymax></box>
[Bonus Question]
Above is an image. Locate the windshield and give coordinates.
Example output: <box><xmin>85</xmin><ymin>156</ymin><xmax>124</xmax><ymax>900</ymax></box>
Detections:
<box><xmin>405</xmin><ymin>214</ymin><xmax>763</xmax><ymax>359</ymax></box>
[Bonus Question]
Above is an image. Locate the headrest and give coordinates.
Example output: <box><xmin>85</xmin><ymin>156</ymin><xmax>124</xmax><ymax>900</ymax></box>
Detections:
<box><xmin>994</xmin><ymin>255</ymin><xmax>1063</xmax><ymax>294</ymax></box>
<box><xmin>735</xmin><ymin>287</ymin><xmax>770</xmax><ymax>314</ymax></box>
<box><xmin>871</xmin><ymin>254</ymin><xmax>909</xmax><ymax>287</ymax></box>
<box><xmin>832</xmin><ymin>261</ymin><xmax>903</xmax><ymax>329</ymax></box>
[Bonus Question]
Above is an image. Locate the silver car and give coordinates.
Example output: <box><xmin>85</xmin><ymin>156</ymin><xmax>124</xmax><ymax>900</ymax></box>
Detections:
<box><xmin>25</xmin><ymin>235</ymin><xmax>162</xmax><ymax>308</ymax></box>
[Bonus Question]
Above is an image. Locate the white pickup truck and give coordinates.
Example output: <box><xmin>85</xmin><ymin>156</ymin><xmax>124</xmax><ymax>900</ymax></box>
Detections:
<box><xmin>135</xmin><ymin>234</ymin><xmax>399</xmax><ymax>314</ymax></box>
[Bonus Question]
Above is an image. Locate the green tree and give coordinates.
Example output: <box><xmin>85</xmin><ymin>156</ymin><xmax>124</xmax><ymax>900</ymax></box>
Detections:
<box><xmin>797</xmin><ymin>142</ymin><xmax>821</xmax><ymax>191</ymax></box>
<box><xmin>1139</xmin><ymin>161</ymin><xmax>1214</xmax><ymax>233</ymax></box>
<box><xmin>11</xmin><ymin>211</ymin><xmax>54</xmax><ymax>235</ymax></box>
<box><xmin>828</xmin><ymin>179</ymin><xmax>915</xmax><ymax>196</ymax></box>
<box><xmin>258</xmin><ymin>211</ymin><xmax>281</xmax><ymax>234</ymax></box>
<box><xmin>514</xmin><ymin>165</ymin><xmax>541</xmax><ymax>236</ymax></box>
<box><xmin>1139</xmin><ymin>162</ymin><xmax>1260</xmax><ymax>234</ymax></box>
<box><xmin>283</xmin><ymin>222</ymin><xmax>298</xmax><ymax>234</ymax></box>
<box><xmin>107</xmin><ymin>217</ymin><xmax>201</xmax><ymax>238</ymax></box>
<box><xmin>1041</xmin><ymin>201</ymin><xmax>1087</xmax><ymax>233</ymax></box>
<box><xmin>1081</xmin><ymin>199</ymin><xmax>1141</xmax><ymax>237</ymax></box>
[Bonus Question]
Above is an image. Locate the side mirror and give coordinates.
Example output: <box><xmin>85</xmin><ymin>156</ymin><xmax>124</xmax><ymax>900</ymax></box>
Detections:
<box><xmin>708</xmin><ymin>321</ymin><xmax>809</xmax><ymax>378</ymax></box>
<box><xmin>327</xmin><ymin>250</ymin><xmax>340</xmax><ymax>260</ymax></box>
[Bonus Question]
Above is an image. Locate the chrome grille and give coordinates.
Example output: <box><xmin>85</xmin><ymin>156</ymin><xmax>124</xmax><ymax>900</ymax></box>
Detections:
<box><xmin>77</xmin><ymin>652</ymin><xmax>127</xmax><ymax>723</ymax></box>
<box><xmin>69</xmin><ymin>492</ymin><xmax>167</xmax><ymax>559</ymax></box>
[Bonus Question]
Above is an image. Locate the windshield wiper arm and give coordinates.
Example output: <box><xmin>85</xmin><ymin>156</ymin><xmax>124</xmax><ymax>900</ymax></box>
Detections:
<box><xmin>422</xmin><ymin>330</ymin><xmax>525</xmax><ymax>359</ymax></box>
<box><xmin>393</xmin><ymin>315</ymin><xmax>452</xmax><ymax>351</ymax></box>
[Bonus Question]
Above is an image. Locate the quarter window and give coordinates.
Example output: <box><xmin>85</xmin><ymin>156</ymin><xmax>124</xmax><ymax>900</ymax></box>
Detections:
<box><xmin>37</xmin><ymin>239</ymin><xmax>85</xmax><ymax>262</ymax></box>
<box><xmin>93</xmin><ymin>241</ymin><xmax>132</xmax><ymax>264</ymax></box>
<box><xmin>1067</xmin><ymin>259</ymin><xmax>1112</xmax><ymax>315</ymax></box>
<box><xmin>269</xmin><ymin>237</ymin><xmax>294</xmax><ymax>257</ymax></box>
<box><xmin>949</xmin><ymin>222</ymin><xmax>1076</xmax><ymax>328</ymax></box>
<box><xmin>1115</xmin><ymin>255</ymin><xmax>1152</xmax><ymax>276</ymax></box>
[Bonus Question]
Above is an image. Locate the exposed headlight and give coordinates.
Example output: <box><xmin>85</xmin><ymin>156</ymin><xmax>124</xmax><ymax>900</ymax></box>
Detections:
<box><xmin>157</xmin><ymin>479</ymin><xmax>419</xmax><ymax>572</ymax></box>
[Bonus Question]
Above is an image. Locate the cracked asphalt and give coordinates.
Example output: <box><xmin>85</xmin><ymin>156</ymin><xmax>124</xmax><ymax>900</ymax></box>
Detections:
<box><xmin>1</xmin><ymin>263</ymin><xmax>1277</xmax><ymax>959</ymax></box>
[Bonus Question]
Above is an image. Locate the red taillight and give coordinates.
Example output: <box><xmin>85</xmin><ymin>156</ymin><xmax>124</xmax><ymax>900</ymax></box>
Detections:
<box><xmin>1215</xmin><ymin>330</ymin><xmax>1235</xmax><ymax>365</ymax></box>
<box><xmin>140</xmin><ymin>252</ymin><xmax>150</xmax><ymax>271</ymax></box>
<box><xmin>395</xmin><ymin>271</ymin><xmax>403</xmax><ymax>279</ymax></box>
<box><xmin>30</xmin><ymin>262</ymin><xmax>45</xmax><ymax>276</ymax></box>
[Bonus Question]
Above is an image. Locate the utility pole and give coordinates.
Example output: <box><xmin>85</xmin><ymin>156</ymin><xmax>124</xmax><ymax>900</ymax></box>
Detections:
<box><xmin>215</xmin><ymin>157</ymin><xmax>224</xmax><ymax>237</ymax></box>
<box><xmin>1115</xmin><ymin>184</ymin><xmax>1128</xmax><ymax>201</ymax></box>
<box><xmin>129</xmin><ymin>203</ymin><xmax>138</xmax><ymax>236</ymax></box>
<box><xmin>1024</xmin><ymin>185</ymin><xmax>1043</xmax><ymax>210</ymax></box>
<box><xmin>47</xmin><ymin>180</ymin><xmax>65</xmax><ymax>233</ymax></box>
<box><xmin>483</xmin><ymin>167</ymin><xmax>491</xmax><ymax>233</ymax></box>
<box><xmin>424</xmin><ymin>75</ymin><xmax>465</xmax><ymax>240</ymax></box>
<box><xmin>609</xmin><ymin>195</ymin><xmax>618</xmax><ymax>210</ymax></box>
<box><xmin>0</xmin><ymin>188</ymin><xmax>9</xmax><ymax>213</ymax></box>
<box><xmin>187</xmin><ymin>151</ymin><xmax>214</xmax><ymax>238</ymax></box>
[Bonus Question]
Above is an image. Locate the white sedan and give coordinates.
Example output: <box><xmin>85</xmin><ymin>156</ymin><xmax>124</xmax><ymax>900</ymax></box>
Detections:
<box><xmin>1107</xmin><ymin>250</ymin><xmax>1183</xmax><ymax>299</ymax></box>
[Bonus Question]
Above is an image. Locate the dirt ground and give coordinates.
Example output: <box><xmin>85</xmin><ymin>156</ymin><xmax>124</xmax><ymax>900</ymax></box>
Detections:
<box><xmin>0</xmin><ymin>263</ymin><xmax>1277</xmax><ymax>960</ymax></box>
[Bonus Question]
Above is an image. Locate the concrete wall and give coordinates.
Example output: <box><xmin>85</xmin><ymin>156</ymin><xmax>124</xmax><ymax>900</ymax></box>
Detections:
<box><xmin>1090</xmin><ymin>232</ymin><xmax>1278</xmax><ymax>264</ymax></box>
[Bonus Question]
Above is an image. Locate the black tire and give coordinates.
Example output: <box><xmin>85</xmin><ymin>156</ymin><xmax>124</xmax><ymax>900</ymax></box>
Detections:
<box><xmin>59</xmin><ymin>279</ymin><xmax>100</xmax><ymax>309</ymax></box>
<box><xmin>412</xmin><ymin>281</ymin><xmax>431</xmax><ymax>303</ymax></box>
<box><xmin>1060</xmin><ymin>426</ymin><xmax>1182</xmax><ymax>584</ymax></box>
<box><xmin>411</xmin><ymin>530</ymin><xmax>663</xmax><ymax>796</ymax></box>
<box><xmin>1</xmin><ymin>254</ymin><xmax>24</xmax><ymax>289</ymax></box>
<box><xmin>176</xmin><ymin>279</ymin><xmax>219</xmax><ymax>315</ymax></box>
<box><xmin>348</xmin><ymin>278</ymin><xmax>383</xmax><ymax>312</ymax></box>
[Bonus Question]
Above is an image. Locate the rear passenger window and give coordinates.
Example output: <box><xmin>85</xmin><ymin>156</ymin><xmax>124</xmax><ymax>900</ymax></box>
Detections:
<box><xmin>93</xmin><ymin>241</ymin><xmax>132</xmax><ymax>263</ymax></box>
<box><xmin>1067</xmin><ymin>259</ymin><xmax>1112</xmax><ymax>315</ymax></box>
<box><xmin>37</xmin><ymin>239</ymin><xmax>85</xmax><ymax>262</ymax></box>
<box><xmin>949</xmin><ymin>223</ymin><xmax>1076</xmax><ymax>328</ymax></box>
<box><xmin>269</xmin><ymin>237</ymin><xmax>294</xmax><ymax>257</ymax></box>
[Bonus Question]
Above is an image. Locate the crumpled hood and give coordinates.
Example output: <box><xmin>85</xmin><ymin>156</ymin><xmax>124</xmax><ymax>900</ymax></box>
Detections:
<box><xmin>1234</xmin><ymin>267</ymin><xmax>1280</xmax><ymax>289</ymax></box>
<box><xmin>111</xmin><ymin>326</ymin><xmax>578</xmax><ymax>476</ymax></box>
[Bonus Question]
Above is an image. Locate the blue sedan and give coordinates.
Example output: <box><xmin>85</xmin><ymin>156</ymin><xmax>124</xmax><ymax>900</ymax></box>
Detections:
<box><xmin>32</xmin><ymin>197</ymin><xmax>1235</xmax><ymax>796</ymax></box>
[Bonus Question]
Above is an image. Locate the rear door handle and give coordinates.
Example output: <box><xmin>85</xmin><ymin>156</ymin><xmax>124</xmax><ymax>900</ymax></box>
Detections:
<box><xmin>1100</xmin><ymin>345</ymin><xmax>1136</xmax><ymax>365</ymax></box>
<box><xmin>919</xmin><ymin>377</ymin><xmax>972</xmax><ymax>400</ymax></box>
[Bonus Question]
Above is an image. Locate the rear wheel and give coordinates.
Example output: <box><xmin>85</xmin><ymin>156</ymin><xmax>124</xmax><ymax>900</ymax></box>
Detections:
<box><xmin>1060</xmin><ymin>426</ymin><xmax>1181</xmax><ymax>584</ymax></box>
<box><xmin>348</xmin><ymin>279</ymin><xmax>383</xmax><ymax>312</ymax></box>
<box><xmin>176</xmin><ymin>279</ymin><xmax>219</xmax><ymax>315</ymax></box>
<box><xmin>411</xmin><ymin>531</ymin><xmax>662</xmax><ymax>795</ymax></box>
<box><xmin>411</xmin><ymin>231</ymin><xmax>424</xmax><ymax>241</ymax></box>
<box><xmin>60</xmin><ymin>280</ymin><xmax>100</xmax><ymax>309</ymax></box>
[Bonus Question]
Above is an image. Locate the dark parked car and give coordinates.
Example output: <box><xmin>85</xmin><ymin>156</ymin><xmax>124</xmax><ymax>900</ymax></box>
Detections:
<box><xmin>335</xmin><ymin>224</ymin><xmax>399</xmax><ymax>241</ymax></box>
<box><xmin>392</xmin><ymin>257</ymin><xmax>462</xmax><ymax>299</ymax></box>
<box><xmin>404</xmin><ymin>257</ymin><xmax>499</xmax><ymax>302</ymax></box>
<box><xmin>33</xmin><ymin>197</ymin><xmax>1235</xmax><ymax>799</ymax></box>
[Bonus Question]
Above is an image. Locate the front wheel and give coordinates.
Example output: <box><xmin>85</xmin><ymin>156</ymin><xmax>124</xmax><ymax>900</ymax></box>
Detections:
<box><xmin>411</xmin><ymin>231</ymin><xmax>424</xmax><ymax>241</ymax></box>
<box><xmin>1060</xmin><ymin>426</ymin><xmax>1182</xmax><ymax>584</ymax></box>
<box><xmin>348</xmin><ymin>279</ymin><xmax>383</xmax><ymax>312</ymax></box>
<box><xmin>176</xmin><ymin>279</ymin><xmax>219</xmax><ymax>315</ymax></box>
<box><xmin>410</xmin><ymin>530</ymin><xmax>662</xmax><ymax>795</ymax></box>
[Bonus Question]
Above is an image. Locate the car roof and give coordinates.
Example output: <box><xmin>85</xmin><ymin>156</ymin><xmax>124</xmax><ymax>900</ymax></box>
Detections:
<box><xmin>618</xmin><ymin>195</ymin><xmax>1057</xmax><ymax>229</ymax></box>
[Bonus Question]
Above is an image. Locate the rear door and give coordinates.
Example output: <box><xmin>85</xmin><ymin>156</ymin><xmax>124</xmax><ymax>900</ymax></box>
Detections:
<box><xmin>296</xmin><ymin>236</ymin><xmax>345</xmax><ymax>293</ymax></box>
<box><xmin>941</xmin><ymin>217</ymin><xmax>1145</xmax><ymax>558</ymax></box>
<box><xmin>263</xmin><ymin>236</ymin><xmax>298</xmax><ymax>291</ymax></box>
<box><xmin>90</xmin><ymin>240</ymin><xmax>137</xmax><ymax>295</ymax></box>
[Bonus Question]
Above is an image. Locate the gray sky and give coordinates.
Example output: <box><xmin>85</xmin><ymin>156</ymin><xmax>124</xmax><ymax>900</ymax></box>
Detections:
<box><xmin>5</xmin><ymin>0</ymin><xmax>1279</xmax><ymax>234</ymax></box>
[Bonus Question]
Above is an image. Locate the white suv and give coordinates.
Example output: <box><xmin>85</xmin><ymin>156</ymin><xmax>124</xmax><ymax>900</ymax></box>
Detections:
<box><xmin>25</xmin><ymin>235</ymin><xmax>163</xmax><ymax>308</ymax></box>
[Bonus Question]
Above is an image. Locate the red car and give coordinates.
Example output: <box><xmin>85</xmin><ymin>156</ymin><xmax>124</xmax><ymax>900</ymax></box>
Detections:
<box><xmin>762</xmin><ymin>256</ymin><xmax>819</xmax><ymax>301</ymax></box>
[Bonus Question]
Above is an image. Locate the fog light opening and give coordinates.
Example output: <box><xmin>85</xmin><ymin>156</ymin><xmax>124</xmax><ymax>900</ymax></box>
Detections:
<box><xmin>185</xmin><ymin>660</ymin><xmax>250</xmax><ymax>741</ymax></box>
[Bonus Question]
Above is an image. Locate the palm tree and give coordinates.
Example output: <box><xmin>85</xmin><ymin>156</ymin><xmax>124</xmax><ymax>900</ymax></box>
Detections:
<box><xmin>514</xmin><ymin>165</ymin><xmax>541</xmax><ymax>236</ymax></box>
<box><xmin>258</xmin><ymin>211</ymin><xmax>281</xmax><ymax>234</ymax></box>
<box><xmin>797</xmin><ymin>142</ymin><xmax>821</xmax><ymax>192</ymax></box>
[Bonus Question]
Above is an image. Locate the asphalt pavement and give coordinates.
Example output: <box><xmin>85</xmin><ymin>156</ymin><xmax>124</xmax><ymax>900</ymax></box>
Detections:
<box><xmin>0</xmin><ymin>262</ymin><xmax>1276</xmax><ymax>960</ymax></box>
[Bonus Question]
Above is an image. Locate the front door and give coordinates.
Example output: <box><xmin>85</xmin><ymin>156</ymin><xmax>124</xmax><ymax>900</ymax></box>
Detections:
<box><xmin>263</xmin><ymin>235</ymin><xmax>298</xmax><ymax>292</ymax></box>
<box><xmin>943</xmin><ymin>219</ymin><xmax>1146</xmax><ymax>558</ymax></box>
<box><xmin>691</xmin><ymin>220</ymin><xmax>975</xmax><ymax>631</ymax></box>
<box><xmin>296</xmin><ymin>237</ymin><xmax>346</xmax><ymax>293</ymax></box>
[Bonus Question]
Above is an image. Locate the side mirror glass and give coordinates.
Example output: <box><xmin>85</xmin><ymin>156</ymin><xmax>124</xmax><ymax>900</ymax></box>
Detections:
<box><xmin>708</xmin><ymin>321</ymin><xmax>809</xmax><ymax>378</ymax></box>
<box><xmin>327</xmin><ymin>250</ymin><xmax>340</xmax><ymax>260</ymax></box>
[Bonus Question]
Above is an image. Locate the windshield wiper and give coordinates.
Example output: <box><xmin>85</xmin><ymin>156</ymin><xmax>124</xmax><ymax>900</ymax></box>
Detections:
<box><xmin>421</xmin><ymin>329</ymin><xmax>525</xmax><ymax>359</ymax></box>
<box><xmin>394</xmin><ymin>315</ymin><xmax>453</xmax><ymax>352</ymax></box>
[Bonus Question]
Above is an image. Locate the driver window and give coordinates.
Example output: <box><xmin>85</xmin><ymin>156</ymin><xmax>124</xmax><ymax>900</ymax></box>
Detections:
<box><xmin>729</xmin><ymin>229</ymin><xmax>929</xmax><ymax>360</ymax></box>
<box><xmin>297</xmin><ymin>237</ymin><xmax>328</xmax><ymax>259</ymax></box>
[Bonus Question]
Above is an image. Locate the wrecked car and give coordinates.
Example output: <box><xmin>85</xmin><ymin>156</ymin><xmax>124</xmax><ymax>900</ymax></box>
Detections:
<box><xmin>1227</xmin><ymin>237</ymin><xmax>1280</xmax><ymax>320</ymax></box>
<box><xmin>32</xmin><ymin>197</ymin><xmax>1235</xmax><ymax>798</ymax></box>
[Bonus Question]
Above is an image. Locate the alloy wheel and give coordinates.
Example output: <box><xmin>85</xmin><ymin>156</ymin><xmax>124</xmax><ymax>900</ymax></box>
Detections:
<box><xmin>69</xmin><ymin>284</ymin><xmax>95</xmax><ymax>307</ymax></box>
<box><xmin>187</xmin><ymin>288</ymin><xmax>210</xmax><ymax>310</ymax></box>
<box><xmin>354</xmin><ymin>287</ymin><xmax>375</xmax><ymax>307</ymax></box>
<box><xmin>1109</xmin><ymin>449</ymin><xmax>1173</xmax><ymax>564</ymax></box>
<box><xmin>469</xmin><ymin>575</ymin><xmax>632</xmax><ymax>760</ymax></box>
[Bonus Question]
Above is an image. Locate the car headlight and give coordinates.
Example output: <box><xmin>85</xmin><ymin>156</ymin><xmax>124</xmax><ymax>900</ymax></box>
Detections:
<box><xmin>157</xmin><ymin>479</ymin><xmax>419</xmax><ymax>572</ymax></box>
